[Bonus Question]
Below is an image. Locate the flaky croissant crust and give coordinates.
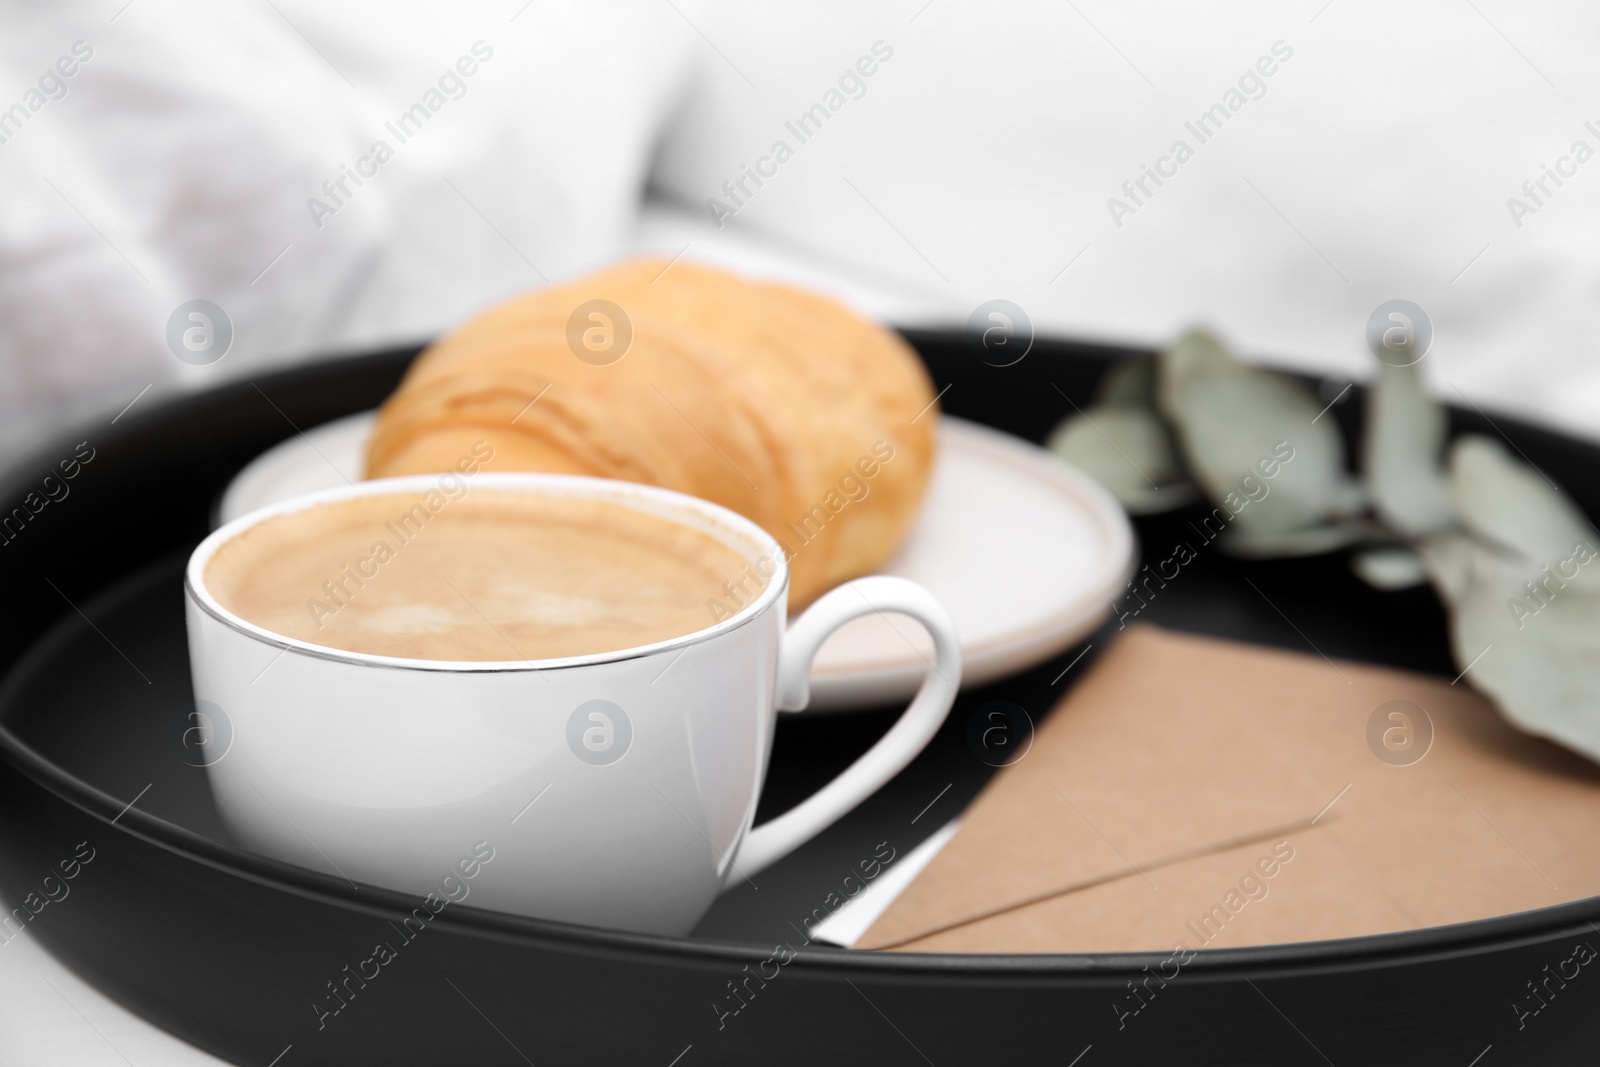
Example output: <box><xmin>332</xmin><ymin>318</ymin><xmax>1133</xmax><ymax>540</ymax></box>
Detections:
<box><xmin>365</xmin><ymin>258</ymin><xmax>938</xmax><ymax>607</ymax></box>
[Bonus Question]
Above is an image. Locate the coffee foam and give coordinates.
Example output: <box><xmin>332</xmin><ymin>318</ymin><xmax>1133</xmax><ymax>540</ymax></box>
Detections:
<box><xmin>204</xmin><ymin>489</ymin><xmax>758</xmax><ymax>661</ymax></box>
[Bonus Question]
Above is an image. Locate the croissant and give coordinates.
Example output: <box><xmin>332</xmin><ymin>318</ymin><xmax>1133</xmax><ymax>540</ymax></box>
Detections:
<box><xmin>364</xmin><ymin>258</ymin><xmax>938</xmax><ymax>607</ymax></box>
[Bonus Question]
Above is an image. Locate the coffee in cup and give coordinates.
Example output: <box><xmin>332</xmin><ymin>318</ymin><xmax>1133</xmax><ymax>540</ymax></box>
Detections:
<box><xmin>203</xmin><ymin>490</ymin><xmax>753</xmax><ymax>662</ymax></box>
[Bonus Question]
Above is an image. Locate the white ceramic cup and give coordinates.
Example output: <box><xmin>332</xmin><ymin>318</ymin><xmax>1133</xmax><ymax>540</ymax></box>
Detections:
<box><xmin>185</xmin><ymin>473</ymin><xmax>960</xmax><ymax>935</ymax></box>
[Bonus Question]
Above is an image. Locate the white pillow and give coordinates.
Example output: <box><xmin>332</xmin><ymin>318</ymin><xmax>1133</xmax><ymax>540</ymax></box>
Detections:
<box><xmin>648</xmin><ymin>1</ymin><xmax>1600</xmax><ymax>440</ymax></box>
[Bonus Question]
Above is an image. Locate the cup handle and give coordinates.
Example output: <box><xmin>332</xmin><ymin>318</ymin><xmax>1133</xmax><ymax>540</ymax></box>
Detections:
<box><xmin>723</xmin><ymin>575</ymin><xmax>961</xmax><ymax>885</ymax></box>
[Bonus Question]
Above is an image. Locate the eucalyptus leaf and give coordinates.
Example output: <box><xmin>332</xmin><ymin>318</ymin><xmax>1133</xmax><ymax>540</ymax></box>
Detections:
<box><xmin>1160</xmin><ymin>331</ymin><xmax>1360</xmax><ymax>536</ymax></box>
<box><xmin>1220</xmin><ymin>519</ymin><xmax>1372</xmax><ymax>558</ymax></box>
<box><xmin>1418</xmin><ymin>532</ymin><xmax>1478</xmax><ymax>608</ymax></box>
<box><xmin>1364</xmin><ymin>361</ymin><xmax>1454</xmax><ymax>536</ymax></box>
<box><xmin>1120</xmin><ymin>482</ymin><xmax>1202</xmax><ymax>515</ymax></box>
<box><xmin>1157</xmin><ymin>330</ymin><xmax>1237</xmax><ymax>424</ymax></box>
<box><xmin>1448</xmin><ymin>435</ymin><xmax>1600</xmax><ymax>586</ymax></box>
<box><xmin>1046</xmin><ymin>405</ymin><xmax>1188</xmax><ymax>512</ymax></box>
<box><xmin>1450</xmin><ymin>542</ymin><xmax>1600</xmax><ymax>762</ymax></box>
<box><xmin>1351</xmin><ymin>545</ymin><xmax>1430</xmax><ymax>589</ymax></box>
<box><xmin>1429</xmin><ymin>441</ymin><xmax>1600</xmax><ymax>763</ymax></box>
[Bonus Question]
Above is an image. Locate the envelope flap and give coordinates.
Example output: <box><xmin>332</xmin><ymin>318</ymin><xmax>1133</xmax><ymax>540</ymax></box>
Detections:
<box><xmin>861</xmin><ymin>625</ymin><xmax>1600</xmax><ymax>953</ymax></box>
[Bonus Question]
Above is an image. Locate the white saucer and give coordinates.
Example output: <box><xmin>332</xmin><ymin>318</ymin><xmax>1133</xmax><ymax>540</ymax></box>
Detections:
<box><xmin>217</xmin><ymin>414</ymin><xmax>1134</xmax><ymax>710</ymax></box>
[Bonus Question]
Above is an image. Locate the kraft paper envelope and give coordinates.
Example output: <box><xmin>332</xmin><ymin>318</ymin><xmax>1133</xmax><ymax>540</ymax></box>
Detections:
<box><xmin>860</xmin><ymin>625</ymin><xmax>1600</xmax><ymax>953</ymax></box>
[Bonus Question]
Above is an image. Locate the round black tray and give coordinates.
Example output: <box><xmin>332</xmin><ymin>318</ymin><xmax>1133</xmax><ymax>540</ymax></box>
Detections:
<box><xmin>2</xmin><ymin>333</ymin><xmax>1597</xmax><ymax>1065</ymax></box>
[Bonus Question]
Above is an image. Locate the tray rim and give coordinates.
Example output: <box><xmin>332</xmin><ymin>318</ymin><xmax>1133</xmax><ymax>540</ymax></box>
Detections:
<box><xmin>5</xmin><ymin>700</ymin><xmax>1600</xmax><ymax>981</ymax></box>
<box><xmin>3</xmin><ymin>343</ymin><xmax>1600</xmax><ymax>985</ymax></box>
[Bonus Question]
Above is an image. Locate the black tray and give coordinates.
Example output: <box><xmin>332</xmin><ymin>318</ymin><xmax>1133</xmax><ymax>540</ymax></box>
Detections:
<box><xmin>2</xmin><ymin>332</ymin><xmax>1597</xmax><ymax>1065</ymax></box>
